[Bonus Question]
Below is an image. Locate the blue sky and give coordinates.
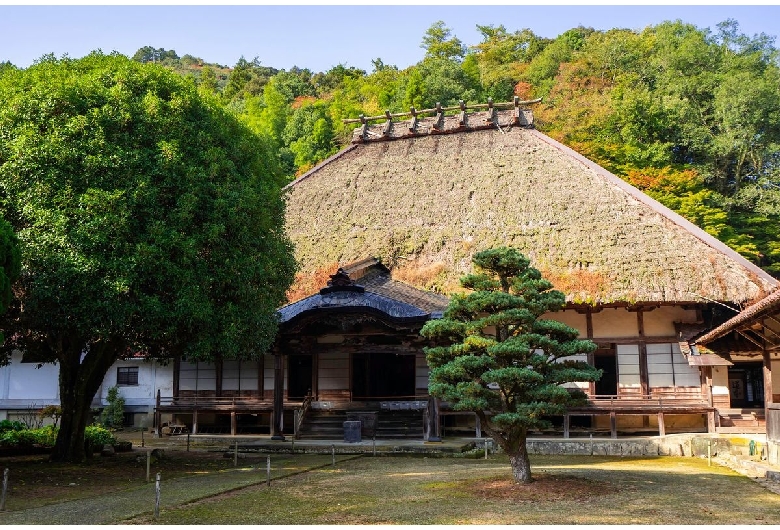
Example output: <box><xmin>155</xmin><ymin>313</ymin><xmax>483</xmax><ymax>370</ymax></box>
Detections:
<box><xmin>1</xmin><ymin>4</ymin><xmax>779</xmax><ymax>73</ymax></box>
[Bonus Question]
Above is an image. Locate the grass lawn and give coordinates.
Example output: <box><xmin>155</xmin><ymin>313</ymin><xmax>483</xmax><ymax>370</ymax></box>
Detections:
<box><xmin>122</xmin><ymin>454</ymin><xmax>780</xmax><ymax>525</ymax></box>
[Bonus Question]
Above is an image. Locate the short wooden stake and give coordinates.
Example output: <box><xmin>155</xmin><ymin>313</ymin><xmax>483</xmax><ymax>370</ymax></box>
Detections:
<box><xmin>186</xmin><ymin>433</ymin><xmax>190</xmax><ymax>452</ymax></box>
<box><xmin>291</xmin><ymin>437</ymin><xmax>295</xmax><ymax>453</ymax></box>
<box><xmin>146</xmin><ymin>451</ymin><xmax>151</xmax><ymax>482</ymax></box>
<box><xmin>373</xmin><ymin>435</ymin><xmax>376</xmax><ymax>457</ymax></box>
<box><xmin>708</xmin><ymin>440</ymin><xmax>712</xmax><ymax>467</ymax></box>
<box><xmin>154</xmin><ymin>472</ymin><xmax>161</xmax><ymax>519</ymax></box>
<box><xmin>141</xmin><ymin>426</ymin><xmax>145</xmax><ymax>448</ymax></box>
<box><xmin>332</xmin><ymin>444</ymin><xmax>335</xmax><ymax>466</ymax></box>
<box><xmin>485</xmin><ymin>439</ymin><xmax>488</xmax><ymax>460</ymax></box>
<box><xmin>590</xmin><ymin>434</ymin><xmax>594</xmax><ymax>456</ymax></box>
<box><xmin>266</xmin><ymin>456</ymin><xmax>271</xmax><ymax>487</ymax></box>
<box><xmin>1</xmin><ymin>468</ymin><xmax>9</xmax><ymax>511</ymax></box>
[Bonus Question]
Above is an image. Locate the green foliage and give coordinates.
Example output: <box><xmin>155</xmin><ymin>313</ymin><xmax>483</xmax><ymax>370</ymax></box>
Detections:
<box><xmin>100</xmin><ymin>386</ymin><xmax>125</xmax><ymax>429</ymax></box>
<box><xmin>84</xmin><ymin>424</ymin><xmax>116</xmax><ymax>447</ymax></box>
<box><xmin>38</xmin><ymin>405</ymin><xmax>62</xmax><ymax>428</ymax></box>
<box><xmin>0</xmin><ymin>419</ymin><xmax>25</xmax><ymax>433</ymax></box>
<box><xmin>0</xmin><ymin>425</ymin><xmax>57</xmax><ymax>447</ymax></box>
<box><xmin>0</xmin><ymin>216</ymin><xmax>21</xmax><ymax>343</ymax></box>
<box><xmin>421</xmin><ymin>248</ymin><xmax>599</xmax><ymax>482</ymax></box>
<box><xmin>0</xmin><ymin>52</ymin><xmax>296</xmax><ymax>461</ymax></box>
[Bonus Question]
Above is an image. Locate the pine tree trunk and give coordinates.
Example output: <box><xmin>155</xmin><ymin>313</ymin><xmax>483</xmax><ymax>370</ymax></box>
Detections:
<box><xmin>508</xmin><ymin>436</ymin><xmax>533</xmax><ymax>484</ymax></box>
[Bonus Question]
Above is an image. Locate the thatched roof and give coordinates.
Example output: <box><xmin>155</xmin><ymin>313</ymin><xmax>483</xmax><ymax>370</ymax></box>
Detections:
<box><xmin>284</xmin><ymin>108</ymin><xmax>777</xmax><ymax>305</ymax></box>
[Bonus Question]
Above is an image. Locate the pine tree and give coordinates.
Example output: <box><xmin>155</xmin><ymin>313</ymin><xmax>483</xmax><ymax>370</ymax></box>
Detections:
<box><xmin>421</xmin><ymin>247</ymin><xmax>601</xmax><ymax>483</ymax></box>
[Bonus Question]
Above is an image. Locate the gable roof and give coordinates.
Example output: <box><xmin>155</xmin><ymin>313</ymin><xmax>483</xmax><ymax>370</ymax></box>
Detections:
<box><xmin>284</xmin><ymin>108</ymin><xmax>777</xmax><ymax>305</ymax></box>
<box><xmin>278</xmin><ymin>259</ymin><xmax>448</xmax><ymax>328</ymax></box>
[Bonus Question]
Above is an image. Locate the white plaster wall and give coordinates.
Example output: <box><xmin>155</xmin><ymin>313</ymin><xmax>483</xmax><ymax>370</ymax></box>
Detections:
<box><xmin>98</xmin><ymin>359</ymin><xmax>174</xmax><ymax>406</ymax></box>
<box><xmin>592</xmin><ymin>309</ymin><xmax>638</xmax><ymax>338</ymax></box>
<box><xmin>712</xmin><ymin>366</ymin><xmax>730</xmax><ymax>399</ymax></box>
<box><xmin>2</xmin><ymin>351</ymin><xmax>60</xmax><ymax>401</ymax></box>
<box><xmin>543</xmin><ymin>310</ymin><xmax>587</xmax><ymax>338</ymax></box>
<box><xmin>643</xmin><ymin>306</ymin><xmax>699</xmax><ymax>337</ymax></box>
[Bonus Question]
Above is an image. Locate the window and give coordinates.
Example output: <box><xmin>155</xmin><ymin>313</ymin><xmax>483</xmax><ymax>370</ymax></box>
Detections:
<box><xmin>117</xmin><ymin>366</ymin><xmax>139</xmax><ymax>386</ymax></box>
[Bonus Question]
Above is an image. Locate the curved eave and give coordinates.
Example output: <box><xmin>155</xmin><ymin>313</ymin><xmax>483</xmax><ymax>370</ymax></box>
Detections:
<box><xmin>278</xmin><ymin>290</ymin><xmax>432</xmax><ymax>328</ymax></box>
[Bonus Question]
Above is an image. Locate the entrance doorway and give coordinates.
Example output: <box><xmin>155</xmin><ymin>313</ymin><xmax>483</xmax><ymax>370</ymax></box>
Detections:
<box><xmin>594</xmin><ymin>345</ymin><xmax>617</xmax><ymax>397</ymax></box>
<box><xmin>288</xmin><ymin>355</ymin><xmax>313</xmax><ymax>399</ymax></box>
<box><xmin>352</xmin><ymin>352</ymin><xmax>416</xmax><ymax>399</ymax></box>
<box><xmin>728</xmin><ymin>362</ymin><xmax>764</xmax><ymax>408</ymax></box>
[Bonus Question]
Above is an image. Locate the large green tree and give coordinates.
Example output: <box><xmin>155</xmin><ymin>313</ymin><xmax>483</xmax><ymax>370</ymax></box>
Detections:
<box><xmin>421</xmin><ymin>248</ymin><xmax>600</xmax><ymax>483</ymax></box>
<box><xmin>0</xmin><ymin>53</ymin><xmax>296</xmax><ymax>462</ymax></box>
<box><xmin>0</xmin><ymin>216</ymin><xmax>20</xmax><ymax>343</ymax></box>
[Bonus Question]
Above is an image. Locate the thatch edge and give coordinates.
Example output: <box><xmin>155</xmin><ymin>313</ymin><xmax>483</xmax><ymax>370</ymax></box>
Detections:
<box><xmin>695</xmin><ymin>287</ymin><xmax>780</xmax><ymax>345</ymax></box>
<box><xmin>528</xmin><ymin>129</ymin><xmax>778</xmax><ymax>289</ymax></box>
<box><xmin>283</xmin><ymin>144</ymin><xmax>359</xmax><ymax>192</ymax></box>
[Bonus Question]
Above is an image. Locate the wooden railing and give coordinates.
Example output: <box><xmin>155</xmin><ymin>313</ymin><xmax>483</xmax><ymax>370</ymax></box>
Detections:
<box><xmin>293</xmin><ymin>394</ymin><xmax>314</xmax><ymax>440</ymax></box>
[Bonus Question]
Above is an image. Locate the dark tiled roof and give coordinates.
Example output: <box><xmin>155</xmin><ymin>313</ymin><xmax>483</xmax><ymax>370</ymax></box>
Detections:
<box><xmin>278</xmin><ymin>259</ymin><xmax>449</xmax><ymax>324</ymax></box>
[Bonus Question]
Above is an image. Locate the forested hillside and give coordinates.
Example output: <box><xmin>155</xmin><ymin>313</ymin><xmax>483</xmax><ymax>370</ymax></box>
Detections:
<box><xmin>24</xmin><ymin>19</ymin><xmax>780</xmax><ymax>278</ymax></box>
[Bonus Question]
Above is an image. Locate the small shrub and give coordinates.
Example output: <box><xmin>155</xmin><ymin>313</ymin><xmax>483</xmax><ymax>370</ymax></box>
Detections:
<box><xmin>38</xmin><ymin>405</ymin><xmax>62</xmax><ymax>428</ymax></box>
<box><xmin>101</xmin><ymin>386</ymin><xmax>126</xmax><ymax>429</ymax></box>
<box><xmin>85</xmin><ymin>425</ymin><xmax>116</xmax><ymax>447</ymax></box>
<box><xmin>0</xmin><ymin>419</ymin><xmax>25</xmax><ymax>433</ymax></box>
<box><xmin>0</xmin><ymin>425</ymin><xmax>57</xmax><ymax>447</ymax></box>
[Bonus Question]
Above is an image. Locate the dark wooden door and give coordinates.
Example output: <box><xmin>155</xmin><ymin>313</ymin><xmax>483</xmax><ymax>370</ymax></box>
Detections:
<box><xmin>288</xmin><ymin>354</ymin><xmax>312</xmax><ymax>399</ymax></box>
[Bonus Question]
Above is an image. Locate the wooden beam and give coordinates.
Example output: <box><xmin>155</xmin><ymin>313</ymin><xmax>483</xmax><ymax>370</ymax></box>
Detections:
<box><xmin>707</xmin><ymin>411</ymin><xmax>716</xmax><ymax>433</ymax></box>
<box><xmin>563</xmin><ymin>413</ymin><xmax>570</xmax><ymax>439</ymax></box>
<box><xmin>657</xmin><ymin>412</ymin><xmax>665</xmax><ymax>437</ymax></box>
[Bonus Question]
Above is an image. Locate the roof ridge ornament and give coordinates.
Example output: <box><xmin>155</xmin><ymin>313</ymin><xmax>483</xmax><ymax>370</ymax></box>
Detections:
<box><xmin>320</xmin><ymin>267</ymin><xmax>366</xmax><ymax>294</ymax></box>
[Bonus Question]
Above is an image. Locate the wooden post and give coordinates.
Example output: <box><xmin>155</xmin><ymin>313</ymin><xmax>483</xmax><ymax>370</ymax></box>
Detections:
<box><xmin>426</xmin><ymin>396</ymin><xmax>441</xmax><ymax>442</ymax></box>
<box><xmin>475</xmin><ymin>414</ymin><xmax>482</xmax><ymax>439</ymax></box>
<box><xmin>154</xmin><ymin>473</ymin><xmax>161</xmax><ymax>519</ymax></box>
<box><xmin>1</xmin><ymin>468</ymin><xmax>8</xmax><ymax>511</ymax></box>
<box><xmin>610</xmin><ymin>411</ymin><xmax>617</xmax><ymax>439</ymax></box>
<box><xmin>187</xmin><ymin>433</ymin><xmax>191</xmax><ymax>452</ymax></box>
<box><xmin>234</xmin><ymin>442</ymin><xmax>238</xmax><ymax>467</ymax></box>
<box><xmin>155</xmin><ymin>389</ymin><xmax>161</xmax><ymax>437</ymax></box>
<box><xmin>146</xmin><ymin>451</ymin><xmax>151</xmax><ymax>482</ymax></box>
<box><xmin>192</xmin><ymin>409</ymin><xmax>198</xmax><ymax>435</ymax></box>
<box><xmin>657</xmin><ymin>412</ymin><xmax>666</xmax><ymax>437</ymax></box>
<box><xmin>266</xmin><ymin>456</ymin><xmax>271</xmax><ymax>487</ymax></box>
<box><xmin>271</xmin><ymin>353</ymin><xmax>285</xmax><ymax>440</ymax></box>
<box><xmin>332</xmin><ymin>444</ymin><xmax>335</xmax><ymax>466</ymax></box>
<box><xmin>231</xmin><ymin>411</ymin><xmax>236</xmax><ymax>436</ymax></box>
<box><xmin>563</xmin><ymin>413</ymin><xmax>570</xmax><ymax>439</ymax></box>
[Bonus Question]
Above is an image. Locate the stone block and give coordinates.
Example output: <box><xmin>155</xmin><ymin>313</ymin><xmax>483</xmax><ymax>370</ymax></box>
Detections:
<box><xmin>343</xmin><ymin>420</ymin><xmax>362</xmax><ymax>443</ymax></box>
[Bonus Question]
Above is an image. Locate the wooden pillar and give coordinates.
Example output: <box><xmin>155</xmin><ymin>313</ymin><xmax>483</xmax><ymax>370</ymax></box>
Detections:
<box><xmin>173</xmin><ymin>357</ymin><xmax>181</xmax><ymax>398</ymax></box>
<box><xmin>215</xmin><ymin>356</ymin><xmax>223</xmax><ymax>398</ymax></box>
<box><xmin>563</xmin><ymin>413</ymin><xmax>570</xmax><ymax>439</ymax></box>
<box><xmin>707</xmin><ymin>411</ymin><xmax>716</xmax><ymax>433</ymax></box>
<box><xmin>764</xmin><ymin>347</ymin><xmax>773</xmax><ymax>405</ymax></box>
<box><xmin>637</xmin><ymin>310</ymin><xmax>649</xmax><ymax>396</ymax></box>
<box><xmin>192</xmin><ymin>409</ymin><xmax>198</xmax><ymax>435</ymax></box>
<box><xmin>586</xmin><ymin>310</ymin><xmax>596</xmax><ymax>397</ymax></box>
<box><xmin>154</xmin><ymin>389</ymin><xmax>161</xmax><ymax>437</ymax></box>
<box><xmin>271</xmin><ymin>353</ymin><xmax>285</xmax><ymax>440</ymax></box>
<box><xmin>475</xmin><ymin>414</ymin><xmax>482</xmax><ymax>439</ymax></box>
<box><xmin>610</xmin><ymin>411</ymin><xmax>617</xmax><ymax>439</ymax></box>
<box><xmin>657</xmin><ymin>412</ymin><xmax>665</xmax><ymax>437</ymax></box>
<box><xmin>230</xmin><ymin>411</ymin><xmax>236</xmax><ymax>436</ymax></box>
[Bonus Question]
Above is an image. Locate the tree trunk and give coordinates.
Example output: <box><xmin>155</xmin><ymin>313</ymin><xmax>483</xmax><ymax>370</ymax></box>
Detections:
<box><xmin>50</xmin><ymin>339</ymin><xmax>120</xmax><ymax>462</ymax></box>
<box><xmin>508</xmin><ymin>442</ymin><xmax>533</xmax><ymax>484</ymax></box>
